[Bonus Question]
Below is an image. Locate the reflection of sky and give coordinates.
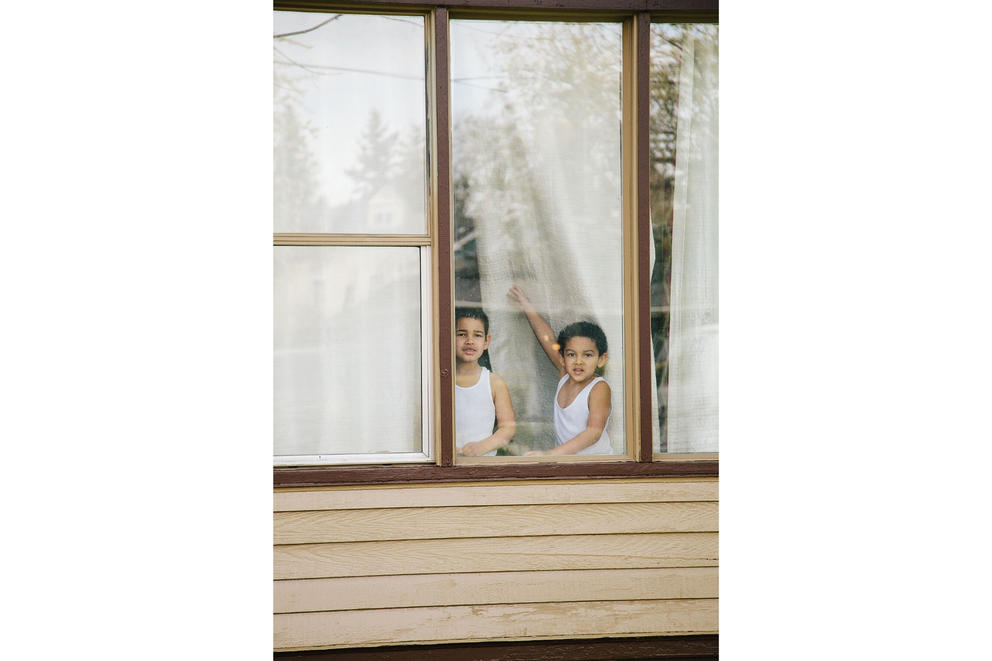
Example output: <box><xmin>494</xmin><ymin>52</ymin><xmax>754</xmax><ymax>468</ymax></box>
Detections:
<box><xmin>451</xmin><ymin>20</ymin><xmax>623</xmax><ymax>113</ymax></box>
<box><xmin>450</xmin><ymin>21</ymin><xmax>566</xmax><ymax>119</ymax></box>
<box><xmin>450</xmin><ymin>21</ymin><xmax>517</xmax><ymax>118</ymax></box>
<box><xmin>273</xmin><ymin>14</ymin><xmax>578</xmax><ymax>205</ymax></box>
<box><xmin>274</xmin><ymin>12</ymin><xmax>426</xmax><ymax>205</ymax></box>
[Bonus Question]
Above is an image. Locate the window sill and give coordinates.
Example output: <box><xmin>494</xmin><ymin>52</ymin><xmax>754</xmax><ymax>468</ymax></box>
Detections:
<box><xmin>274</xmin><ymin>458</ymin><xmax>717</xmax><ymax>488</ymax></box>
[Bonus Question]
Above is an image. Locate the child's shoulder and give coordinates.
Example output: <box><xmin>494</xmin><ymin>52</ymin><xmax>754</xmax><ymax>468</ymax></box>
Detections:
<box><xmin>488</xmin><ymin>371</ymin><xmax>511</xmax><ymax>399</ymax></box>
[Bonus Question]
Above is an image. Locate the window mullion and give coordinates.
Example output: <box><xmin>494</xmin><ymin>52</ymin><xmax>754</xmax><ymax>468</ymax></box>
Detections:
<box><xmin>634</xmin><ymin>12</ymin><xmax>653</xmax><ymax>462</ymax></box>
<box><xmin>429</xmin><ymin>7</ymin><xmax>454</xmax><ymax>467</ymax></box>
<box><xmin>623</xmin><ymin>12</ymin><xmax>654</xmax><ymax>463</ymax></box>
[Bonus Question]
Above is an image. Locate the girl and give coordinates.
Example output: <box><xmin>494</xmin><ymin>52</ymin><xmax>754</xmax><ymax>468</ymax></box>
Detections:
<box><xmin>455</xmin><ymin>307</ymin><xmax>516</xmax><ymax>456</ymax></box>
<box><xmin>507</xmin><ymin>285</ymin><xmax>613</xmax><ymax>455</ymax></box>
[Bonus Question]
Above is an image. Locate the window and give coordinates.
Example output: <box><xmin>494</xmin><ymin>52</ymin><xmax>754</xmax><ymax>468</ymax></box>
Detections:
<box><xmin>273</xmin><ymin>1</ymin><xmax>718</xmax><ymax>482</ymax></box>
<box><xmin>649</xmin><ymin>22</ymin><xmax>719</xmax><ymax>454</ymax></box>
<box><xmin>273</xmin><ymin>10</ymin><xmax>433</xmax><ymax>464</ymax></box>
<box><xmin>273</xmin><ymin>11</ymin><xmax>427</xmax><ymax>235</ymax></box>
<box><xmin>451</xmin><ymin>19</ymin><xmax>627</xmax><ymax>457</ymax></box>
<box><xmin>274</xmin><ymin>246</ymin><xmax>432</xmax><ymax>464</ymax></box>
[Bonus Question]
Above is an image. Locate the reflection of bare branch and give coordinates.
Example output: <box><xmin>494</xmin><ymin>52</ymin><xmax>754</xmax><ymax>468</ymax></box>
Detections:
<box><xmin>273</xmin><ymin>44</ymin><xmax>325</xmax><ymax>77</ymax></box>
<box><xmin>273</xmin><ymin>80</ymin><xmax>301</xmax><ymax>93</ymax></box>
<box><xmin>274</xmin><ymin>14</ymin><xmax>340</xmax><ymax>39</ymax></box>
<box><xmin>453</xmin><ymin>79</ymin><xmax>507</xmax><ymax>93</ymax></box>
<box><xmin>456</xmin><ymin>21</ymin><xmax>521</xmax><ymax>38</ymax></box>
<box><xmin>382</xmin><ymin>16</ymin><xmax>422</xmax><ymax>27</ymax></box>
<box><xmin>657</xmin><ymin>35</ymin><xmax>684</xmax><ymax>52</ymax></box>
<box><xmin>273</xmin><ymin>61</ymin><xmax>423</xmax><ymax>81</ymax></box>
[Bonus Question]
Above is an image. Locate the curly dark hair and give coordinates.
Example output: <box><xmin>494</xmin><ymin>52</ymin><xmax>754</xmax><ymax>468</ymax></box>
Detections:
<box><xmin>557</xmin><ymin>321</ymin><xmax>608</xmax><ymax>356</ymax></box>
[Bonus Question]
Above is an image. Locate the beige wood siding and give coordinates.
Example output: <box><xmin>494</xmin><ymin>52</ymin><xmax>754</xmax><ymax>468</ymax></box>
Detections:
<box><xmin>273</xmin><ymin>477</ymin><xmax>718</xmax><ymax>651</ymax></box>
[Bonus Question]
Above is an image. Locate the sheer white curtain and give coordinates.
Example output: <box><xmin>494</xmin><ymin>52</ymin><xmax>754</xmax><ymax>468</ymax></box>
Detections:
<box><xmin>666</xmin><ymin>27</ymin><xmax>719</xmax><ymax>453</ymax></box>
<box><xmin>452</xmin><ymin>22</ymin><xmax>625</xmax><ymax>453</ymax></box>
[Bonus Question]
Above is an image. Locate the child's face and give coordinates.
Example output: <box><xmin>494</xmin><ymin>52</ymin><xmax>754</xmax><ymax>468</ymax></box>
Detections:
<box><xmin>455</xmin><ymin>317</ymin><xmax>490</xmax><ymax>364</ymax></box>
<box><xmin>561</xmin><ymin>336</ymin><xmax>607</xmax><ymax>385</ymax></box>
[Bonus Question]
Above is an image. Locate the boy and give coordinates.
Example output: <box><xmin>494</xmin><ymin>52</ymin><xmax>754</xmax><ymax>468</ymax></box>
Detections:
<box><xmin>507</xmin><ymin>284</ymin><xmax>612</xmax><ymax>455</ymax></box>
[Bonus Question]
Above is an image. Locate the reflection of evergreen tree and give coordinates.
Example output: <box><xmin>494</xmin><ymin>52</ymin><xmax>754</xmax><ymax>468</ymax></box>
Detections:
<box><xmin>273</xmin><ymin>25</ymin><xmax>332</xmax><ymax>231</ymax></box>
<box><xmin>274</xmin><ymin>99</ymin><xmax>324</xmax><ymax>231</ymax></box>
<box><xmin>394</xmin><ymin>123</ymin><xmax>427</xmax><ymax>213</ymax></box>
<box><xmin>345</xmin><ymin>110</ymin><xmax>399</xmax><ymax>199</ymax></box>
<box><xmin>275</xmin><ymin>14</ymin><xmax>427</xmax><ymax>232</ymax></box>
<box><xmin>334</xmin><ymin>111</ymin><xmax>425</xmax><ymax>233</ymax></box>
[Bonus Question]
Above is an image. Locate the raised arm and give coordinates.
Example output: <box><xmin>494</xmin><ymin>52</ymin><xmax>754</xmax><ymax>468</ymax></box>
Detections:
<box><xmin>507</xmin><ymin>284</ymin><xmax>564</xmax><ymax>375</ymax></box>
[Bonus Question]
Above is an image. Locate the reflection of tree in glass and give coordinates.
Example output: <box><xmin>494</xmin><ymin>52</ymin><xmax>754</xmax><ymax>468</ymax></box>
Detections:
<box><xmin>274</xmin><ymin>98</ymin><xmax>325</xmax><ymax>232</ymax></box>
<box><xmin>273</xmin><ymin>17</ymin><xmax>338</xmax><ymax>231</ymax></box>
<box><xmin>340</xmin><ymin>110</ymin><xmax>425</xmax><ymax>233</ymax></box>
<box><xmin>451</xmin><ymin>22</ymin><xmax>623</xmax><ymax>452</ymax></box>
<box><xmin>451</xmin><ymin>21</ymin><xmax>717</xmax><ymax>452</ymax></box>
<box><xmin>345</xmin><ymin>110</ymin><xmax>399</xmax><ymax>198</ymax></box>
<box><xmin>453</xmin><ymin>22</ymin><xmax>622</xmax><ymax>308</ymax></box>
<box><xmin>274</xmin><ymin>13</ymin><xmax>426</xmax><ymax>233</ymax></box>
<box><xmin>494</xmin><ymin>23</ymin><xmax>622</xmax><ymax>191</ymax></box>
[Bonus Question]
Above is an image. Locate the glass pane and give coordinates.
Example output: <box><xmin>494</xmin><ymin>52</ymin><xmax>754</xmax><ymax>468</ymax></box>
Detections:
<box><xmin>451</xmin><ymin>21</ymin><xmax>624</xmax><ymax>457</ymax></box>
<box><xmin>274</xmin><ymin>246</ymin><xmax>424</xmax><ymax>458</ymax></box>
<box><xmin>649</xmin><ymin>24</ymin><xmax>718</xmax><ymax>453</ymax></box>
<box><xmin>273</xmin><ymin>12</ymin><xmax>427</xmax><ymax>234</ymax></box>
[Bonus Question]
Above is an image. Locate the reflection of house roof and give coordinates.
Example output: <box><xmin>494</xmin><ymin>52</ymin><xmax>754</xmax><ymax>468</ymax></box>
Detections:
<box><xmin>368</xmin><ymin>182</ymin><xmax>401</xmax><ymax>202</ymax></box>
<box><xmin>366</xmin><ymin>183</ymin><xmax>406</xmax><ymax>232</ymax></box>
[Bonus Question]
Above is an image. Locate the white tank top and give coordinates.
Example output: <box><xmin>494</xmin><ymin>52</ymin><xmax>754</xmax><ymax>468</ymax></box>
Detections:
<box><xmin>455</xmin><ymin>366</ymin><xmax>497</xmax><ymax>456</ymax></box>
<box><xmin>553</xmin><ymin>375</ymin><xmax>613</xmax><ymax>454</ymax></box>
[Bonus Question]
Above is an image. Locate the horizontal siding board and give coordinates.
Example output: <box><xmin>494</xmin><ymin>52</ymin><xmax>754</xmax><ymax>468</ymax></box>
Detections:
<box><xmin>275</xmin><ymin>502</ymin><xmax>717</xmax><ymax>544</ymax></box>
<box><xmin>274</xmin><ymin>599</ymin><xmax>718</xmax><ymax>651</ymax></box>
<box><xmin>274</xmin><ymin>567</ymin><xmax>718</xmax><ymax>613</ymax></box>
<box><xmin>274</xmin><ymin>533</ymin><xmax>718</xmax><ymax>580</ymax></box>
<box><xmin>274</xmin><ymin>479</ymin><xmax>717</xmax><ymax>512</ymax></box>
<box><xmin>273</xmin><ymin>478</ymin><xmax>718</xmax><ymax>650</ymax></box>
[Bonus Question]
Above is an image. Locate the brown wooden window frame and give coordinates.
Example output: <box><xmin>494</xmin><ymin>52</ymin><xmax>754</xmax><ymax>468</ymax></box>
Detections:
<box><xmin>274</xmin><ymin>0</ymin><xmax>719</xmax><ymax>488</ymax></box>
